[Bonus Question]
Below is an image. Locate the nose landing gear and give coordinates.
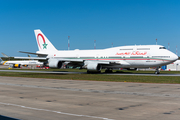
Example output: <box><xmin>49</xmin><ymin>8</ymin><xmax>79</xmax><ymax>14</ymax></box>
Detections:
<box><xmin>155</xmin><ymin>67</ymin><xmax>161</xmax><ymax>74</ymax></box>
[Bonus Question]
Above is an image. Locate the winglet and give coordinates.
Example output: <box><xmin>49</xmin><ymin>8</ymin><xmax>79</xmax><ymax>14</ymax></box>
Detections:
<box><xmin>0</xmin><ymin>58</ymin><xmax>4</xmax><ymax>65</ymax></box>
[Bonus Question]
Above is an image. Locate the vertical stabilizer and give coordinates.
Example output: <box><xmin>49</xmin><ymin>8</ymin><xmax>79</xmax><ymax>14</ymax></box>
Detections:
<box><xmin>34</xmin><ymin>29</ymin><xmax>57</xmax><ymax>52</ymax></box>
<box><xmin>1</xmin><ymin>53</ymin><xmax>9</xmax><ymax>58</ymax></box>
<box><xmin>0</xmin><ymin>58</ymin><xmax>4</xmax><ymax>65</ymax></box>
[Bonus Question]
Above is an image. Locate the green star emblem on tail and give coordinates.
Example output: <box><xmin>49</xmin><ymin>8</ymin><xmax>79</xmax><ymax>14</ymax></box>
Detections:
<box><xmin>43</xmin><ymin>42</ymin><xmax>48</xmax><ymax>49</ymax></box>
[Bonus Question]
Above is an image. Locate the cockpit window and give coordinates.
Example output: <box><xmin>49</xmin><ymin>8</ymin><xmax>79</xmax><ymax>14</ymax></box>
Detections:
<box><xmin>159</xmin><ymin>47</ymin><xmax>166</xmax><ymax>49</ymax></box>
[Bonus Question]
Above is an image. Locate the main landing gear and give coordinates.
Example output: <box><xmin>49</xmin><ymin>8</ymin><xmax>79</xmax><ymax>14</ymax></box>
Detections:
<box><xmin>155</xmin><ymin>67</ymin><xmax>160</xmax><ymax>74</ymax></box>
<box><xmin>105</xmin><ymin>69</ymin><xmax>113</xmax><ymax>73</ymax></box>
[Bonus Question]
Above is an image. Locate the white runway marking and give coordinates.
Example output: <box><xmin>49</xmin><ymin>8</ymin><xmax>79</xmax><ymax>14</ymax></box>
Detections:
<box><xmin>0</xmin><ymin>102</ymin><xmax>114</xmax><ymax>120</ymax></box>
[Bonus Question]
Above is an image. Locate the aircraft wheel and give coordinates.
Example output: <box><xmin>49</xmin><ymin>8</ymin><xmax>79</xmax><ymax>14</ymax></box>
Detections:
<box><xmin>87</xmin><ymin>70</ymin><xmax>91</xmax><ymax>74</ymax></box>
<box><xmin>155</xmin><ymin>71</ymin><xmax>160</xmax><ymax>74</ymax></box>
<box><xmin>105</xmin><ymin>69</ymin><xmax>113</xmax><ymax>73</ymax></box>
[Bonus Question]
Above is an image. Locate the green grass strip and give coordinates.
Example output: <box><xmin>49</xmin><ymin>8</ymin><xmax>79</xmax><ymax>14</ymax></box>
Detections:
<box><xmin>0</xmin><ymin>71</ymin><xmax>180</xmax><ymax>84</ymax></box>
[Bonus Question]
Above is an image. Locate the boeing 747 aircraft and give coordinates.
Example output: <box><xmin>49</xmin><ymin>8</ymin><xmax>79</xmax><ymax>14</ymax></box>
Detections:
<box><xmin>17</xmin><ymin>29</ymin><xmax>178</xmax><ymax>74</ymax></box>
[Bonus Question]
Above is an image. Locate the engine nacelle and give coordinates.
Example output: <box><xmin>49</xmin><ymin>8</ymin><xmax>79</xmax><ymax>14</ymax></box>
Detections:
<box><xmin>13</xmin><ymin>64</ymin><xmax>21</xmax><ymax>68</ymax></box>
<box><xmin>87</xmin><ymin>63</ymin><xmax>101</xmax><ymax>72</ymax></box>
<box><xmin>22</xmin><ymin>65</ymin><xmax>28</xmax><ymax>67</ymax></box>
<box><xmin>48</xmin><ymin>59</ymin><xmax>63</xmax><ymax>68</ymax></box>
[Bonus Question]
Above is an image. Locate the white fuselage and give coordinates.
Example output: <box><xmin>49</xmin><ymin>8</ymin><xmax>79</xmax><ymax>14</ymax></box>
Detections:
<box><xmin>2</xmin><ymin>60</ymin><xmax>43</xmax><ymax>66</ymax></box>
<box><xmin>37</xmin><ymin>45</ymin><xmax>178</xmax><ymax>68</ymax></box>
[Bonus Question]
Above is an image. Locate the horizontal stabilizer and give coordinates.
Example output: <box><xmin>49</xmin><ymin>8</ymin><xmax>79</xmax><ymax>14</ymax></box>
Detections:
<box><xmin>18</xmin><ymin>51</ymin><xmax>48</xmax><ymax>56</ymax></box>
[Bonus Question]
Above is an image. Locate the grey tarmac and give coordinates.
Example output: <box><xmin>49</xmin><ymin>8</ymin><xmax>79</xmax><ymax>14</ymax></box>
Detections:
<box><xmin>0</xmin><ymin>76</ymin><xmax>180</xmax><ymax>120</ymax></box>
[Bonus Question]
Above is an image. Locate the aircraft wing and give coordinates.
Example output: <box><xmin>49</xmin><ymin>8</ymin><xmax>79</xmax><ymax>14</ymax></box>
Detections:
<box><xmin>50</xmin><ymin>58</ymin><xmax>112</xmax><ymax>64</ymax></box>
<box><xmin>54</xmin><ymin>58</ymin><xmax>129</xmax><ymax>65</ymax></box>
<box><xmin>14</xmin><ymin>57</ymin><xmax>47</xmax><ymax>60</ymax></box>
<box><xmin>84</xmin><ymin>59</ymin><xmax>130</xmax><ymax>65</ymax></box>
<box><xmin>56</xmin><ymin>58</ymin><xmax>84</xmax><ymax>62</ymax></box>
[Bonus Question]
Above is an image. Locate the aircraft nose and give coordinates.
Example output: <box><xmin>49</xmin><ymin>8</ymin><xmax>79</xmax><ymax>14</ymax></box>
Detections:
<box><xmin>171</xmin><ymin>53</ymin><xmax>178</xmax><ymax>61</ymax></box>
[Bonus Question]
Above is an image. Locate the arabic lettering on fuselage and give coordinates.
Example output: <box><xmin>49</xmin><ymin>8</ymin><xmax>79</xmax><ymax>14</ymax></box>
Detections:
<box><xmin>116</xmin><ymin>51</ymin><xmax>147</xmax><ymax>55</ymax></box>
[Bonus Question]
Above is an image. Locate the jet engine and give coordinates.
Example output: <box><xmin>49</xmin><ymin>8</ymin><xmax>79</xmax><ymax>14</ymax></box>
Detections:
<box><xmin>13</xmin><ymin>64</ymin><xmax>21</xmax><ymax>68</ymax></box>
<box><xmin>48</xmin><ymin>59</ymin><xmax>63</xmax><ymax>68</ymax></box>
<box><xmin>87</xmin><ymin>62</ymin><xmax>101</xmax><ymax>72</ymax></box>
